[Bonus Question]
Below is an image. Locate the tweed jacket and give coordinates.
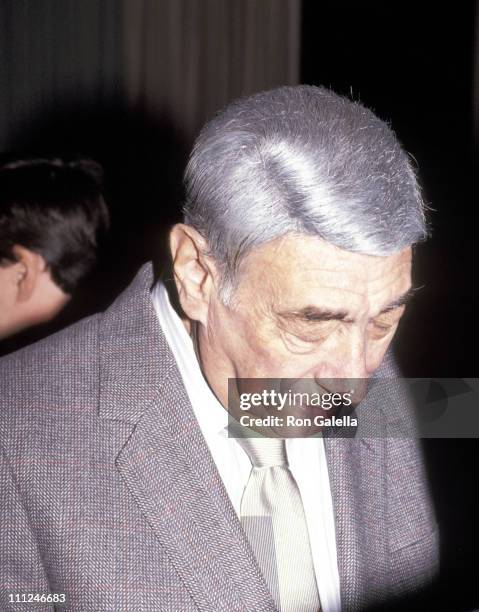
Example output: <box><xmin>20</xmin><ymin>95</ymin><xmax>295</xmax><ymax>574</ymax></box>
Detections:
<box><xmin>0</xmin><ymin>263</ymin><xmax>439</xmax><ymax>611</ymax></box>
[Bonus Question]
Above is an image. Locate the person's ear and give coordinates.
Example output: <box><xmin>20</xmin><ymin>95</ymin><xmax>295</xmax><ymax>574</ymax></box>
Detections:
<box><xmin>169</xmin><ymin>224</ymin><xmax>218</xmax><ymax>324</ymax></box>
<box><xmin>11</xmin><ymin>245</ymin><xmax>42</xmax><ymax>303</ymax></box>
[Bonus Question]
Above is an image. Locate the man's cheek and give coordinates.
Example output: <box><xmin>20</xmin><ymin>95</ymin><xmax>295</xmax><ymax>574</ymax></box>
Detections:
<box><xmin>367</xmin><ymin>338</ymin><xmax>393</xmax><ymax>374</ymax></box>
<box><xmin>242</xmin><ymin>336</ymin><xmax>290</xmax><ymax>376</ymax></box>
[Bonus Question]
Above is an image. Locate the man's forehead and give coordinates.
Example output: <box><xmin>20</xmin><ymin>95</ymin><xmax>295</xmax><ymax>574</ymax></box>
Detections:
<box><xmin>248</xmin><ymin>233</ymin><xmax>412</xmax><ymax>282</ymax></box>
<box><xmin>239</xmin><ymin>234</ymin><xmax>413</xmax><ymax>314</ymax></box>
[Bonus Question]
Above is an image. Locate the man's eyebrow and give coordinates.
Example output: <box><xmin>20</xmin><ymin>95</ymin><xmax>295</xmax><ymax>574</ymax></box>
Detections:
<box><xmin>277</xmin><ymin>287</ymin><xmax>422</xmax><ymax>323</ymax></box>
<box><xmin>378</xmin><ymin>286</ymin><xmax>420</xmax><ymax>314</ymax></box>
<box><xmin>277</xmin><ymin>306</ymin><xmax>351</xmax><ymax>323</ymax></box>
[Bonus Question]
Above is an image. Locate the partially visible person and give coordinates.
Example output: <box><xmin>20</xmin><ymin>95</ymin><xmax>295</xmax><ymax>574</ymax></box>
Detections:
<box><xmin>0</xmin><ymin>157</ymin><xmax>109</xmax><ymax>347</ymax></box>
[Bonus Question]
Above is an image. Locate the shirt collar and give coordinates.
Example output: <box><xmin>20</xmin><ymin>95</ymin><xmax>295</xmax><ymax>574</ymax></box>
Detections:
<box><xmin>150</xmin><ymin>281</ymin><xmax>229</xmax><ymax>438</ymax></box>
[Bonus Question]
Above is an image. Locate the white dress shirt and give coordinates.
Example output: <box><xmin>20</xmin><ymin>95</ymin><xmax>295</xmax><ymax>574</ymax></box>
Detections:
<box><xmin>151</xmin><ymin>282</ymin><xmax>341</xmax><ymax>612</ymax></box>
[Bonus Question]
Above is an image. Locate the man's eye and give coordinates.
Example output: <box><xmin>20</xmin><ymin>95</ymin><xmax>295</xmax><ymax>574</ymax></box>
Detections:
<box><xmin>281</xmin><ymin>323</ymin><xmax>339</xmax><ymax>351</ymax></box>
<box><xmin>283</xmin><ymin>334</ymin><xmax>320</xmax><ymax>354</ymax></box>
<box><xmin>375</xmin><ymin>323</ymin><xmax>392</xmax><ymax>331</ymax></box>
<box><xmin>292</xmin><ymin>334</ymin><xmax>323</xmax><ymax>344</ymax></box>
<box><xmin>369</xmin><ymin>320</ymin><xmax>396</xmax><ymax>337</ymax></box>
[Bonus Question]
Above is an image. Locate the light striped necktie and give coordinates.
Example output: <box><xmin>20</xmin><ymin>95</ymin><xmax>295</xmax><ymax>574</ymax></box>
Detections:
<box><xmin>238</xmin><ymin>437</ymin><xmax>321</xmax><ymax>612</ymax></box>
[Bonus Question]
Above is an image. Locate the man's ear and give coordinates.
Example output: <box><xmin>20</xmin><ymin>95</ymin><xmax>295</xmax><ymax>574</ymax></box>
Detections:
<box><xmin>11</xmin><ymin>245</ymin><xmax>42</xmax><ymax>303</ymax></box>
<box><xmin>169</xmin><ymin>224</ymin><xmax>218</xmax><ymax>324</ymax></box>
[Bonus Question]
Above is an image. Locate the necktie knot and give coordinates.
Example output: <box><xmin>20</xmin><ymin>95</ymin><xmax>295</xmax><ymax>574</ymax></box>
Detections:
<box><xmin>237</xmin><ymin>437</ymin><xmax>288</xmax><ymax>468</ymax></box>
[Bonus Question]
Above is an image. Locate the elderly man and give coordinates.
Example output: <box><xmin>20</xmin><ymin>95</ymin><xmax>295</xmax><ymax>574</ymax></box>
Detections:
<box><xmin>0</xmin><ymin>87</ymin><xmax>438</xmax><ymax>611</ymax></box>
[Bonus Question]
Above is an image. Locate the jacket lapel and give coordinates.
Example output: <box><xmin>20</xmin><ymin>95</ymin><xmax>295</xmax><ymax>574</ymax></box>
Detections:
<box><xmin>324</xmin><ymin>437</ymin><xmax>389</xmax><ymax>611</ymax></box>
<box><xmin>98</xmin><ymin>264</ymin><xmax>276</xmax><ymax>612</ymax></box>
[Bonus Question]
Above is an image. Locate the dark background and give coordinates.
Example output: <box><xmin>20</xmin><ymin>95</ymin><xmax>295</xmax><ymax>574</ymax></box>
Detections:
<box><xmin>1</xmin><ymin>1</ymin><xmax>478</xmax><ymax>609</ymax></box>
<box><xmin>303</xmin><ymin>4</ymin><xmax>479</xmax><ymax>610</ymax></box>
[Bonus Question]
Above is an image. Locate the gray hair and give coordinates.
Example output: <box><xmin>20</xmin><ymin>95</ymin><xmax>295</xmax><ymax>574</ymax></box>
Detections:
<box><xmin>183</xmin><ymin>85</ymin><xmax>427</xmax><ymax>302</ymax></box>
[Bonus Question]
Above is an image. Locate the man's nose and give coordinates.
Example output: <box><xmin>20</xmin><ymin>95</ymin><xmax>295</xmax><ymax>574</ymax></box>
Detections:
<box><xmin>335</xmin><ymin>332</ymin><xmax>369</xmax><ymax>379</ymax></box>
<box><xmin>314</xmin><ymin>334</ymin><xmax>370</xmax><ymax>400</ymax></box>
<box><xmin>342</xmin><ymin>343</ymin><xmax>369</xmax><ymax>380</ymax></box>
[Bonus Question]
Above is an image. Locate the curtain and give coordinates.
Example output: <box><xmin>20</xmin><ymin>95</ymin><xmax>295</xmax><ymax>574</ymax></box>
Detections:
<box><xmin>0</xmin><ymin>0</ymin><xmax>121</xmax><ymax>152</ymax></box>
<box><xmin>0</xmin><ymin>0</ymin><xmax>301</xmax><ymax>150</ymax></box>
<box><xmin>122</xmin><ymin>0</ymin><xmax>301</xmax><ymax>139</ymax></box>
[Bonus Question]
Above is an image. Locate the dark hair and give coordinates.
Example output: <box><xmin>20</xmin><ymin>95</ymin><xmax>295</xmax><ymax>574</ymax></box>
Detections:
<box><xmin>0</xmin><ymin>158</ymin><xmax>110</xmax><ymax>293</ymax></box>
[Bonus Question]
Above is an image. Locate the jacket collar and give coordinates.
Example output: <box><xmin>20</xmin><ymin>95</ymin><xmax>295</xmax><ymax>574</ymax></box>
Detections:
<box><xmin>98</xmin><ymin>262</ymin><xmax>175</xmax><ymax>423</ymax></box>
<box><xmin>97</xmin><ymin>263</ymin><xmax>276</xmax><ymax>611</ymax></box>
